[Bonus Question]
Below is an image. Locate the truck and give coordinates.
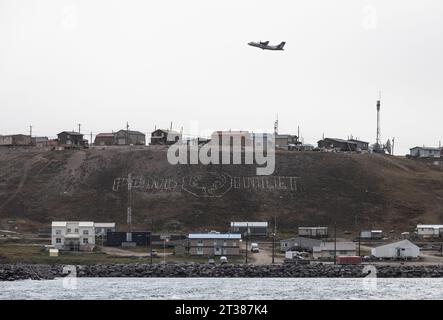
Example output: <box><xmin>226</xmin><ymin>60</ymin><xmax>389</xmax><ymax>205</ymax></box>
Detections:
<box><xmin>250</xmin><ymin>243</ymin><xmax>259</xmax><ymax>253</ymax></box>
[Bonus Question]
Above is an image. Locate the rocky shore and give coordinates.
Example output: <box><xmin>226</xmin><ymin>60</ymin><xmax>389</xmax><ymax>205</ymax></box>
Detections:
<box><xmin>2</xmin><ymin>263</ymin><xmax>443</xmax><ymax>281</ymax></box>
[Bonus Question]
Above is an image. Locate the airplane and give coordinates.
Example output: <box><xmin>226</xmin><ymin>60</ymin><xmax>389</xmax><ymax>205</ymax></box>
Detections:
<box><xmin>248</xmin><ymin>41</ymin><xmax>285</xmax><ymax>50</ymax></box>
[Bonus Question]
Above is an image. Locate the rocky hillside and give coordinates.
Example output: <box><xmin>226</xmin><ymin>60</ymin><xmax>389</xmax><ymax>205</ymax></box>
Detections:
<box><xmin>0</xmin><ymin>147</ymin><xmax>442</xmax><ymax>233</ymax></box>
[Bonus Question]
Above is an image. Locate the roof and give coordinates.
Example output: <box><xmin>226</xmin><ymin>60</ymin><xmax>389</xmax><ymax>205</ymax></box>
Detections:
<box><xmin>417</xmin><ymin>224</ymin><xmax>443</xmax><ymax>229</ymax></box>
<box><xmin>275</xmin><ymin>134</ymin><xmax>297</xmax><ymax>139</ymax></box>
<box><xmin>95</xmin><ymin>133</ymin><xmax>114</xmax><ymax>137</ymax></box>
<box><xmin>58</xmin><ymin>131</ymin><xmax>83</xmax><ymax>136</ymax></box>
<box><xmin>94</xmin><ymin>222</ymin><xmax>116</xmax><ymax>228</ymax></box>
<box><xmin>410</xmin><ymin>146</ymin><xmax>441</xmax><ymax>151</ymax></box>
<box><xmin>373</xmin><ymin>240</ymin><xmax>419</xmax><ymax>250</ymax></box>
<box><xmin>299</xmin><ymin>226</ymin><xmax>328</xmax><ymax>230</ymax></box>
<box><xmin>230</xmin><ymin>222</ymin><xmax>268</xmax><ymax>227</ymax></box>
<box><xmin>52</xmin><ymin>222</ymin><xmax>67</xmax><ymax>227</ymax></box>
<box><xmin>51</xmin><ymin>221</ymin><xmax>94</xmax><ymax>227</ymax></box>
<box><xmin>78</xmin><ymin>222</ymin><xmax>94</xmax><ymax>227</ymax></box>
<box><xmin>319</xmin><ymin>138</ymin><xmax>357</xmax><ymax>145</ymax></box>
<box><xmin>188</xmin><ymin>233</ymin><xmax>242</xmax><ymax>240</ymax></box>
<box><xmin>313</xmin><ymin>242</ymin><xmax>356</xmax><ymax>252</ymax></box>
<box><xmin>116</xmin><ymin>129</ymin><xmax>145</xmax><ymax>136</ymax></box>
<box><xmin>152</xmin><ymin>129</ymin><xmax>181</xmax><ymax>135</ymax></box>
<box><xmin>348</xmin><ymin>139</ymin><xmax>369</xmax><ymax>144</ymax></box>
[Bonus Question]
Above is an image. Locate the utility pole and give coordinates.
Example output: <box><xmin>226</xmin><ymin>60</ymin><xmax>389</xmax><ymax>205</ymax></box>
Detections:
<box><xmin>334</xmin><ymin>222</ymin><xmax>337</xmax><ymax>265</ymax></box>
<box><xmin>90</xmin><ymin>132</ymin><xmax>93</xmax><ymax>147</ymax></box>
<box><xmin>78</xmin><ymin>123</ymin><xmax>81</xmax><ymax>133</ymax></box>
<box><xmin>126</xmin><ymin>173</ymin><xmax>132</xmax><ymax>243</ymax></box>
<box><xmin>272</xmin><ymin>216</ymin><xmax>276</xmax><ymax>264</ymax></box>
<box><xmin>245</xmin><ymin>223</ymin><xmax>249</xmax><ymax>264</ymax></box>
<box><xmin>150</xmin><ymin>218</ymin><xmax>154</xmax><ymax>264</ymax></box>
<box><xmin>126</xmin><ymin>122</ymin><xmax>130</xmax><ymax>145</ymax></box>
<box><xmin>358</xmin><ymin>230</ymin><xmax>361</xmax><ymax>256</ymax></box>
<box><xmin>29</xmin><ymin>125</ymin><xmax>32</xmax><ymax>138</ymax></box>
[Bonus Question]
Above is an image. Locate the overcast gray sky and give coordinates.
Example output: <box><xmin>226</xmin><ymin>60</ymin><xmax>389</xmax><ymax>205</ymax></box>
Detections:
<box><xmin>1</xmin><ymin>0</ymin><xmax>442</xmax><ymax>154</ymax></box>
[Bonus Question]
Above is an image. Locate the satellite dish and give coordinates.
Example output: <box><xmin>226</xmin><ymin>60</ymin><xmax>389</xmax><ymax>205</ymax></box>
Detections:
<box><xmin>385</xmin><ymin>139</ymin><xmax>392</xmax><ymax>154</ymax></box>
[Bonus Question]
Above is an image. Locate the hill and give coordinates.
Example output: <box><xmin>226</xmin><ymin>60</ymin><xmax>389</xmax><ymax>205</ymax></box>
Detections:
<box><xmin>0</xmin><ymin>147</ymin><xmax>442</xmax><ymax>234</ymax></box>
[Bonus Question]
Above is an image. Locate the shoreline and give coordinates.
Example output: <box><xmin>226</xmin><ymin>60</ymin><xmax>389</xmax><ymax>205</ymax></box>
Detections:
<box><xmin>2</xmin><ymin>263</ymin><xmax>443</xmax><ymax>281</ymax></box>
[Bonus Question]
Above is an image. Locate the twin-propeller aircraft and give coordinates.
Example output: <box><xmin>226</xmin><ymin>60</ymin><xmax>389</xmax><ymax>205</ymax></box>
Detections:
<box><xmin>248</xmin><ymin>41</ymin><xmax>286</xmax><ymax>50</ymax></box>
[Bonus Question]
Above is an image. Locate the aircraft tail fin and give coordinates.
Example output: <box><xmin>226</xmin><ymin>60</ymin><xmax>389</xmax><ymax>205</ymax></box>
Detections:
<box><xmin>277</xmin><ymin>42</ymin><xmax>286</xmax><ymax>50</ymax></box>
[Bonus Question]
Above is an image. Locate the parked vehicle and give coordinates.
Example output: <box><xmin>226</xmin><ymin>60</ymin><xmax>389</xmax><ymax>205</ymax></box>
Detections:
<box><xmin>150</xmin><ymin>250</ymin><xmax>158</xmax><ymax>257</ymax></box>
<box><xmin>208</xmin><ymin>258</ymin><xmax>215</xmax><ymax>265</ymax></box>
<box><xmin>220</xmin><ymin>256</ymin><xmax>228</xmax><ymax>264</ymax></box>
<box><xmin>251</xmin><ymin>243</ymin><xmax>259</xmax><ymax>253</ymax></box>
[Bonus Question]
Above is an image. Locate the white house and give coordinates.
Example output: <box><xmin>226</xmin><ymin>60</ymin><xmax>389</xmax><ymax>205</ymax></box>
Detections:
<box><xmin>298</xmin><ymin>227</ymin><xmax>328</xmax><ymax>238</ymax></box>
<box><xmin>230</xmin><ymin>222</ymin><xmax>268</xmax><ymax>236</ymax></box>
<box><xmin>51</xmin><ymin>221</ymin><xmax>96</xmax><ymax>251</ymax></box>
<box><xmin>409</xmin><ymin>147</ymin><xmax>441</xmax><ymax>158</ymax></box>
<box><xmin>313</xmin><ymin>242</ymin><xmax>356</xmax><ymax>259</ymax></box>
<box><xmin>360</xmin><ymin>230</ymin><xmax>383</xmax><ymax>239</ymax></box>
<box><xmin>371</xmin><ymin>240</ymin><xmax>420</xmax><ymax>259</ymax></box>
<box><xmin>417</xmin><ymin>224</ymin><xmax>443</xmax><ymax>238</ymax></box>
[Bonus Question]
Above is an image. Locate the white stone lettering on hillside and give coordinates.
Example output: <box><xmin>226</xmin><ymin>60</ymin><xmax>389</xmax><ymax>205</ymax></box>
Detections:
<box><xmin>112</xmin><ymin>173</ymin><xmax>298</xmax><ymax>197</ymax></box>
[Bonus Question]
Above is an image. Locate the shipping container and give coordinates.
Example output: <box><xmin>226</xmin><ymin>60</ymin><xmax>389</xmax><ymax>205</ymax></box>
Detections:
<box><xmin>336</xmin><ymin>256</ymin><xmax>362</xmax><ymax>265</ymax></box>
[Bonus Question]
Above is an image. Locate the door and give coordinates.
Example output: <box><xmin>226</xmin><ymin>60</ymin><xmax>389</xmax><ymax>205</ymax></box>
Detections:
<box><xmin>214</xmin><ymin>247</ymin><xmax>221</xmax><ymax>255</ymax></box>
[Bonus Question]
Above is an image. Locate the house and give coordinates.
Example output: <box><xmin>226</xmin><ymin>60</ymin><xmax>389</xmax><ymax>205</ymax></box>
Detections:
<box><xmin>360</xmin><ymin>230</ymin><xmax>383</xmax><ymax>240</ymax></box>
<box><xmin>313</xmin><ymin>242</ymin><xmax>356</xmax><ymax>259</ymax></box>
<box><xmin>317</xmin><ymin>138</ymin><xmax>357</xmax><ymax>152</ymax></box>
<box><xmin>0</xmin><ymin>134</ymin><xmax>32</xmax><ymax>146</ymax></box>
<box><xmin>280</xmin><ymin>237</ymin><xmax>322</xmax><ymax>252</ymax></box>
<box><xmin>57</xmin><ymin>131</ymin><xmax>86</xmax><ymax>148</ymax></box>
<box><xmin>31</xmin><ymin>136</ymin><xmax>49</xmax><ymax>148</ymax></box>
<box><xmin>230</xmin><ymin>222</ymin><xmax>268</xmax><ymax>236</ymax></box>
<box><xmin>150</xmin><ymin>129</ymin><xmax>181</xmax><ymax>145</ymax></box>
<box><xmin>348</xmin><ymin>139</ymin><xmax>369</xmax><ymax>151</ymax></box>
<box><xmin>298</xmin><ymin>227</ymin><xmax>328</xmax><ymax>238</ymax></box>
<box><xmin>94</xmin><ymin>222</ymin><xmax>116</xmax><ymax>236</ymax></box>
<box><xmin>410</xmin><ymin>147</ymin><xmax>441</xmax><ymax>158</ymax></box>
<box><xmin>114</xmin><ymin>130</ymin><xmax>146</xmax><ymax>145</ymax></box>
<box><xmin>188</xmin><ymin>232</ymin><xmax>241</xmax><ymax>256</ymax></box>
<box><xmin>416</xmin><ymin>224</ymin><xmax>443</xmax><ymax>238</ymax></box>
<box><xmin>371</xmin><ymin>240</ymin><xmax>420</xmax><ymax>259</ymax></box>
<box><xmin>94</xmin><ymin>133</ymin><xmax>115</xmax><ymax>146</ymax></box>
<box><xmin>275</xmin><ymin>134</ymin><xmax>299</xmax><ymax>149</ymax></box>
<box><xmin>51</xmin><ymin>221</ymin><xmax>95</xmax><ymax>251</ymax></box>
<box><xmin>210</xmin><ymin>131</ymin><xmax>252</xmax><ymax>148</ymax></box>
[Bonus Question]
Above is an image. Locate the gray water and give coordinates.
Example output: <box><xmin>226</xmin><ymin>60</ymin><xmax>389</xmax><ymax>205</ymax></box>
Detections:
<box><xmin>1</xmin><ymin>278</ymin><xmax>443</xmax><ymax>300</ymax></box>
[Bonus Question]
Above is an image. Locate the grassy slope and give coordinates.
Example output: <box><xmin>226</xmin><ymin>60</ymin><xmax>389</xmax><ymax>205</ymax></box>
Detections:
<box><xmin>0</xmin><ymin>147</ymin><xmax>442</xmax><ymax>234</ymax></box>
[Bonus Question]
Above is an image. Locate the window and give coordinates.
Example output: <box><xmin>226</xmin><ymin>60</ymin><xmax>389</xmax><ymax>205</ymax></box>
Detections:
<box><xmin>223</xmin><ymin>240</ymin><xmax>227</xmax><ymax>247</ymax></box>
<box><xmin>197</xmin><ymin>247</ymin><xmax>203</xmax><ymax>255</ymax></box>
<box><xmin>67</xmin><ymin>228</ymin><xmax>71</xmax><ymax>233</ymax></box>
<box><xmin>197</xmin><ymin>240</ymin><xmax>203</xmax><ymax>245</ymax></box>
<box><xmin>56</xmin><ymin>238</ymin><xmax>61</xmax><ymax>243</ymax></box>
<box><xmin>75</xmin><ymin>229</ymin><xmax>79</xmax><ymax>233</ymax></box>
<box><xmin>55</xmin><ymin>230</ymin><xmax>62</xmax><ymax>235</ymax></box>
<box><xmin>83</xmin><ymin>230</ymin><xmax>89</xmax><ymax>235</ymax></box>
<box><xmin>83</xmin><ymin>238</ymin><xmax>89</xmax><ymax>244</ymax></box>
